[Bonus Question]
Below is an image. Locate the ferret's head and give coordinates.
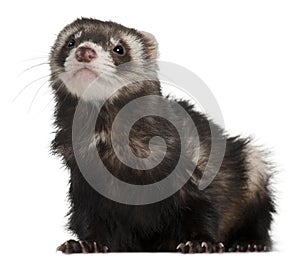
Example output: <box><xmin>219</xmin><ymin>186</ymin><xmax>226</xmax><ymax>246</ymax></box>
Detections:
<box><xmin>50</xmin><ymin>18</ymin><xmax>159</xmax><ymax>101</ymax></box>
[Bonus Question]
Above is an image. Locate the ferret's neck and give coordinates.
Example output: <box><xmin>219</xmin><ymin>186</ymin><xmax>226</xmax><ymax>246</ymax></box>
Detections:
<box><xmin>98</xmin><ymin>80</ymin><xmax>162</xmax><ymax>121</ymax></box>
<box><xmin>53</xmin><ymin>80</ymin><xmax>162</xmax><ymax>130</ymax></box>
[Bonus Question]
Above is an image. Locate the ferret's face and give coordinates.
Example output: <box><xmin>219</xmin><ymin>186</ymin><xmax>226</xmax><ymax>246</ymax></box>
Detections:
<box><xmin>50</xmin><ymin>18</ymin><xmax>158</xmax><ymax>100</ymax></box>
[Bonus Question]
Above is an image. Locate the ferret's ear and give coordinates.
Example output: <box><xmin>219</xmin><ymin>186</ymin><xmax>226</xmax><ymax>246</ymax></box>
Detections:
<box><xmin>139</xmin><ymin>31</ymin><xmax>159</xmax><ymax>60</ymax></box>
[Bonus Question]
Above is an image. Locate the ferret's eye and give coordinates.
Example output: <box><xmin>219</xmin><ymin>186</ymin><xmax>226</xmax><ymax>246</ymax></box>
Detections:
<box><xmin>113</xmin><ymin>44</ymin><xmax>126</xmax><ymax>56</ymax></box>
<box><xmin>67</xmin><ymin>39</ymin><xmax>76</xmax><ymax>48</ymax></box>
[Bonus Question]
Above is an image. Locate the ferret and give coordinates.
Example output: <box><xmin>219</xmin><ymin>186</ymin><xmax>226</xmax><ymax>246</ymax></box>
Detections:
<box><xmin>50</xmin><ymin>18</ymin><xmax>275</xmax><ymax>253</ymax></box>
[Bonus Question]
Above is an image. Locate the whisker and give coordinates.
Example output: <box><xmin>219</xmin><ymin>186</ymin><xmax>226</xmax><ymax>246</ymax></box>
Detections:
<box><xmin>43</xmin><ymin>97</ymin><xmax>53</xmax><ymax>112</ymax></box>
<box><xmin>28</xmin><ymin>79</ymin><xmax>50</xmax><ymax>112</ymax></box>
<box><xmin>50</xmin><ymin>69</ymin><xmax>64</xmax><ymax>79</ymax></box>
<box><xmin>43</xmin><ymin>76</ymin><xmax>73</xmax><ymax>112</ymax></box>
<box><xmin>42</xmin><ymin>80</ymin><xmax>62</xmax><ymax>112</ymax></box>
<box><xmin>113</xmin><ymin>71</ymin><xmax>144</xmax><ymax>84</ymax></box>
<box><xmin>21</xmin><ymin>56</ymin><xmax>48</xmax><ymax>62</ymax></box>
<box><xmin>42</xmin><ymin>97</ymin><xmax>56</xmax><ymax>112</ymax></box>
<box><xmin>12</xmin><ymin>74</ymin><xmax>50</xmax><ymax>103</ymax></box>
<box><xmin>17</xmin><ymin>62</ymin><xmax>50</xmax><ymax>78</ymax></box>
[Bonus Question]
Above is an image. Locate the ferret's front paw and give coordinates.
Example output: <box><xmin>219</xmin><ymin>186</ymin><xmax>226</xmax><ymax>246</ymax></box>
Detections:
<box><xmin>176</xmin><ymin>241</ymin><xmax>225</xmax><ymax>253</ymax></box>
<box><xmin>56</xmin><ymin>240</ymin><xmax>109</xmax><ymax>254</ymax></box>
<box><xmin>228</xmin><ymin>243</ymin><xmax>269</xmax><ymax>252</ymax></box>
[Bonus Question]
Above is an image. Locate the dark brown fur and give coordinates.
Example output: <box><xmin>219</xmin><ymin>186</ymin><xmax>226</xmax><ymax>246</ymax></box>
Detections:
<box><xmin>50</xmin><ymin>18</ymin><xmax>275</xmax><ymax>253</ymax></box>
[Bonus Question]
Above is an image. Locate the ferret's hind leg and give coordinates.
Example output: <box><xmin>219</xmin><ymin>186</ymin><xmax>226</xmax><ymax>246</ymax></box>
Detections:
<box><xmin>225</xmin><ymin>195</ymin><xmax>274</xmax><ymax>252</ymax></box>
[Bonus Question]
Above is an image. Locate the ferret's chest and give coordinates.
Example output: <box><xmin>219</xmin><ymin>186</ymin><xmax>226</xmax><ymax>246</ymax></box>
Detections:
<box><xmin>88</xmin><ymin>128</ymin><xmax>152</xmax><ymax>159</ymax></box>
<box><xmin>89</xmin><ymin>131</ymin><xmax>109</xmax><ymax>148</ymax></box>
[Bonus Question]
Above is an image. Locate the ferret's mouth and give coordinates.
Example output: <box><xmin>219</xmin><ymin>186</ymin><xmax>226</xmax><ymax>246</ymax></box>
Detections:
<box><xmin>74</xmin><ymin>67</ymin><xmax>98</xmax><ymax>82</ymax></box>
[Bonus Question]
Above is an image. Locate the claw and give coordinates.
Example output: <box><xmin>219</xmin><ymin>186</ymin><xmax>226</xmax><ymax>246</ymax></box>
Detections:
<box><xmin>185</xmin><ymin>241</ymin><xmax>192</xmax><ymax>247</ymax></box>
<box><xmin>263</xmin><ymin>245</ymin><xmax>267</xmax><ymax>252</ymax></box>
<box><xmin>93</xmin><ymin>242</ymin><xmax>99</xmax><ymax>253</ymax></box>
<box><xmin>185</xmin><ymin>241</ymin><xmax>193</xmax><ymax>253</ymax></box>
<box><xmin>103</xmin><ymin>245</ymin><xmax>109</xmax><ymax>253</ymax></box>
<box><xmin>246</xmin><ymin>244</ymin><xmax>251</xmax><ymax>252</ymax></box>
<box><xmin>216</xmin><ymin>242</ymin><xmax>225</xmax><ymax>253</ymax></box>
<box><xmin>176</xmin><ymin>243</ymin><xmax>185</xmax><ymax>251</ymax></box>
<box><xmin>239</xmin><ymin>244</ymin><xmax>246</xmax><ymax>252</ymax></box>
<box><xmin>201</xmin><ymin>242</ymin><xmax>209</xmax><ymax>253</ymax></box>
<box><xmin>79</xmin><ymin>241</ymin><xmax>88</xmax><ymax>253</ymax></box>
<box><xmin>253</xmin><ymin>244</ymin><xmax>257</xmax><ymax>252</ymax></box>
<box><xmin>56</xmin><ymin>243</ymin><xmax>65</xmax><ymax>253</ymax></box>
<box><xmin>65</xmin><ymin>241</ymin><xmax>71</xmax><ymax>254</ymax></box>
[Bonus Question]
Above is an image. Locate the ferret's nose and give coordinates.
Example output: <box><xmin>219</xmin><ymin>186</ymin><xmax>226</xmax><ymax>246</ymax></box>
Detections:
<box><xmin>75</xmin><ymin>46</ymin><xmax>97</xmax><ymax>63</ymax></box>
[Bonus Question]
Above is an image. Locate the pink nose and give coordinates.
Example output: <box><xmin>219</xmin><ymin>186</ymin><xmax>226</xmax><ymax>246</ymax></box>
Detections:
<box><xmin>75</xmin><ymin>46</ymin><xmax>97</xmax><ymax>63</ymax></box>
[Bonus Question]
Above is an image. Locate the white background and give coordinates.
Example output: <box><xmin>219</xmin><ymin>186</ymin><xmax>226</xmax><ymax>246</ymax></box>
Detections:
<box><xmin>1</xmin><ymin>0</ymin><xmax>299</xmax><ymax>262</ymax></box>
